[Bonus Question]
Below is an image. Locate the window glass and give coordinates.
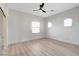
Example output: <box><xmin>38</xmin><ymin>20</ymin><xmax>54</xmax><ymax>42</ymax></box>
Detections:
<box><xmin>32</xmin><ymin>22</ymin><xmax>40</xmax><ymax>33</ymax></box>
<box><xmin>48</xmin><ymin>22</ymin><xmax>52</xmax><ymax>28</ymax></box>
<box><xmin>64</xmin><ymin>18</ymin><xmax>72</xmax><ymax>27</ymax></box>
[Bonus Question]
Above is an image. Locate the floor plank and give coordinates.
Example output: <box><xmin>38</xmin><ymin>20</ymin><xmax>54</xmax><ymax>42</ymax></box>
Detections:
<box><xmin>0</xmin><ymin>38</ymin><xmax>79</xmax><ymax>56</ymax></box>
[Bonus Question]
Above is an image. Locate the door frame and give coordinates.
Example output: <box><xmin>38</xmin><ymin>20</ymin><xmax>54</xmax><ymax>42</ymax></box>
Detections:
<box><xmin>0</xmin><ymin>6</ymin><xmax>8</xmax><ymax>49</ymax></box>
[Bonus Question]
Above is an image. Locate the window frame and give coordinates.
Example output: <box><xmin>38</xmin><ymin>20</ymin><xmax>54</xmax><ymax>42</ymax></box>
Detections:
<box><xmin>64</xmin><ymin>18</ymin><xmax>72</xmax><ymax>27</ymax></box>
<box><xmin>48</xmin><ymin>22</ymin><xmax>52</xmax><ymax>28</ymax></box>
<box><xmin>32</xmin><ymin>21</ymin><xmax>40</xmax><ymax>33</ymax></box>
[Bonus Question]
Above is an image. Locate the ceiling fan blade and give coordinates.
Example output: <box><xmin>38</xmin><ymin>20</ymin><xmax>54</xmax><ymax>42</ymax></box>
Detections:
<box><xmin>40</xmin><ymin>3</ymin><xmax>44</xmax><ymax>9</ymax></box>
<box><xmin>33</xmin><ymin>3</ymin><xmax>46</xmax><ymax>13</ymax></box>
<box><xmin>42</xmin><ymin>10</ymin><xmax>46</xmax><ymax>13</ymax></box>
<box><xmin>41</xmin><ymin>3</ymin><xmax>44</xmax><ymax>7</ymax></box>
<box><xmin>33</xmin><ymin>9</ymin><xmax>39</xmax><ymax>11</ymax></box>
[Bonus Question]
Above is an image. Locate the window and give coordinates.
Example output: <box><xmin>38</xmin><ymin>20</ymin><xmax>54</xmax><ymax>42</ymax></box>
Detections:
<box><xmin>32</xmin><ymin>21</ymin><xmax>40</xmax><ymax>33</ymax></box>
<box><xmin>64</xmin><ymin>18</ymin><xmax>72</xmax><ymax>27</ymax></box>
<box><xmin>48</xmin><ymin>22</ymin><xmax>52</xmax><ymax>28</ymax></box>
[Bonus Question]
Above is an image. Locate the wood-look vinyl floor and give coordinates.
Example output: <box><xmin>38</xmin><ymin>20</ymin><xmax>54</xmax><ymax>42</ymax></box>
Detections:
<box><xmin>1</xmin><ymin>38</ymin><xmax>79</xmax><ymax>56</ymax></box>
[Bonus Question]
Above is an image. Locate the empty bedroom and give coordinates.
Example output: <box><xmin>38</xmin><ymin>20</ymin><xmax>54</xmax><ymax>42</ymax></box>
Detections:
<box><xmin>0</xmin><ymin>3</ymin><xmax>79</xmax><ymax>56</ymax></box>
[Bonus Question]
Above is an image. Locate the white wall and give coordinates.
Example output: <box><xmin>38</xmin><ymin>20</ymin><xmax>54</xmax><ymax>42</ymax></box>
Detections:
<box><xmin>45</xmin><ymin>6</ymin><xmax>79</xmax><ymax>45</ymax></box>
<box><xmin>8</xmin><ymin>9</ymin><xmax>45</xmax><ymax>45</ymax></box>
<box><xmin>8</xmin><ymin>5</ymin><xmax>79</xmax><ymax>45</ymax></box>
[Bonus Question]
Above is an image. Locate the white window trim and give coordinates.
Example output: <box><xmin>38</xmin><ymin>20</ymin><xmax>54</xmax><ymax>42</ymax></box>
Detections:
<box><xmin>32</xmin><ymin>21</ymin><xmax>40</xmax><ymax>33</ymax></box>
<box><xmin>48</xmin><ymin>22</ymin><xmax>52</xmax><ymax>28</ymax></box>
<box><xmin>64</xmin><ymin>18</ymin><xmax>72</xmax><ymax>27</ymax></box>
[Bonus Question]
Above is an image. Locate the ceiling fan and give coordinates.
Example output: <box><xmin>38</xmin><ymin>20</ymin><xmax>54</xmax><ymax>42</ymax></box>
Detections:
<box><xmin>33</xmin><ymin>3</ymin><xmax>46</xmax><ymax>13</ymax></box>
